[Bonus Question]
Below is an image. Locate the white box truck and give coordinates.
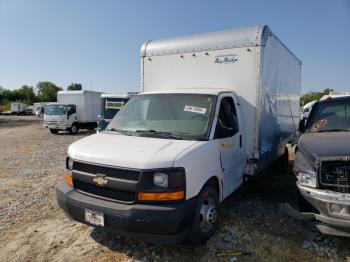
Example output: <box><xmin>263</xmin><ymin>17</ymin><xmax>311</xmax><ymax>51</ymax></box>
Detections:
<box><xmin>10</xmin><ymin>102</ymin><xmax>27</xmax><ymax>115</ymax></box>
<box><xmin>56</xmin><ymin>25</ymin><xmax>301</xmax><ymax>244</ymax></box>
<box><xmin>98</xmin><ymin>92</ymin><xmax>138</xmax><ymax>131</ymax></box>
<box><xmin>44</xmin><ymin>90</ymin><xmax>102</xmax><ymax>134</ymax></box>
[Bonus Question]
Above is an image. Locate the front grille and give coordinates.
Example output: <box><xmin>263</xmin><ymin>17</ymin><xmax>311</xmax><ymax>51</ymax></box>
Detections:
<box><xmin>73</xmin><ymin>162</ymin><xmax>140</xmax><ymax>181</ymax></box>
<box><xmin>74</xmin><ymin>180</ymin><xmax>136</xmax><ymax>202</ymax></box>
<box><xmin>319</xmin><ymin>161</ymin><xmax>350</xmax><ymax>193</ymax></box>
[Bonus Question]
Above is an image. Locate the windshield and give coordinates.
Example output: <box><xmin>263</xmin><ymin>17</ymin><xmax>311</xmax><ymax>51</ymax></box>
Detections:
<box><xmin>107</xmin><ymin>94</ymin><xmax>216</xmax><ymax>140</ymax></box>
<box><xmin>101</xmin><ymin>97</ymin><xmax>129</xmax><ymax>119</ymax></box>
<box><xmin>44</xmin><ymin>105</ymin><xmax>66</xmax><ymax>115</ymax></box>
<box><xmin>306</xmin><ymin>100</ymin><xmax>350</xmax><ymax>132</ymax></box>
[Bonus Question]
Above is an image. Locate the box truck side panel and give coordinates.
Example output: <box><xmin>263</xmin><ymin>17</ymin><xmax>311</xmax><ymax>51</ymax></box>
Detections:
<box><xmin>82</xmin><ymin>91</ymin><xmax>102</xmax><ymax>122</ymax></box>
<box><xmin>259</xmin><ymin>35</ymin><xmax>301</xmax><ymax>156</ymax></box>
<box><xmin>143</xmin><ymin>47</ymin><xmax>259</xmax><ymax>156</ymax></box>
<box><xmin>58</xmin><ymin>92</ymin><xmax>85</xmax><ymax>122</ymax></box>
<box><xmin>92</xmin><ymin>92</ymin><xmax>102</xmax><ymax>121</ymax></box>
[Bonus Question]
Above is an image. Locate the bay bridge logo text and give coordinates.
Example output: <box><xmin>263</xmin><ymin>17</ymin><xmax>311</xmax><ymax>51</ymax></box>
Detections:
<box><xmin>214</xmin><ymin>55</ymin><xmax>238</xmax><ymax>64</ymax></box>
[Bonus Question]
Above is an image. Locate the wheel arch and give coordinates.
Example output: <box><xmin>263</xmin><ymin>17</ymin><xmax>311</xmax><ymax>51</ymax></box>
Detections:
<box><xmin>202</xmin><ymin>176</ymin><xmax>222</xmax><ymax>202</ymax></box>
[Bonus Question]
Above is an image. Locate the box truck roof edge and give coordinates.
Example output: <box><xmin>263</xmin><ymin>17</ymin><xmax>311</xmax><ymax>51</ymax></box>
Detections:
<box><xmin>141</xmin><ymin>25</ymin><xmax>300</xmax><ymax>62</ymax></box>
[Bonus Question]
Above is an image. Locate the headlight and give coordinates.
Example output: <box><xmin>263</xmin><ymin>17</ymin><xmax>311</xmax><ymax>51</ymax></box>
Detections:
<box><xmin>297</xmin><ymin>172</ymin><xmax>316</xmax><ymax>188</ymax></box>
<box><xmin>66</xmin><ymin>157</ymin><xmax>74</xmax><ymax>170</ymax></box>
<box><xmin>153</xmin><ymin>173</ymin><xmax>168</xmax><ymax>188</ymax></box>
<box><xmin>137</xmin><ymin>168</ymin><xmax>185</xmax><ymax>202</ymax></box>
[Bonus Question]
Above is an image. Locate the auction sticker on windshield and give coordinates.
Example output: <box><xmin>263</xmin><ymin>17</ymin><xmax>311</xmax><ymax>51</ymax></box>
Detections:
<box><xmin>184</xmin><ymin>105</ymin><xmax>207</xmax><ymax>114</ymax></box>
<box><xmin>313</xmin><ymin>119</ymin><xmax>327</xmax><ymax>129</ymax></box>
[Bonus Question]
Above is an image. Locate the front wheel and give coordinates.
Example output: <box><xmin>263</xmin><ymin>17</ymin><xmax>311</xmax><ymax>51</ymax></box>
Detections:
<box><xmin>189</xmin><ymin>185</ymin><xmax>219</xmax><ymax>244</ymax></box>
<box><xmin>69</xmin><ymin>124</ymin><xmax>78</xmax><ymax>134</ymax></box>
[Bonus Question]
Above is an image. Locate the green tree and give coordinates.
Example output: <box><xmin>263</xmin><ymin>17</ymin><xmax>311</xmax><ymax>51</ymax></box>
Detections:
<box><xmin>36</xmin><ymin>82</ymin><xmax>62</xmax><ymax>102</ymax></box>
<box><xmin>17</xmin><ymin>85</ymin><xmax>37</xmax><ymax>104</ymax></box>
<box><xmin>0</xmin><ymin>85</ymin><xmax>37</xmax><ymax>105</ymax></box>
<box><xmin>301</xmin><ymin>88</ymin><xmax>334</xmax><ymax>105</ymax></box>
<box><xmin>67</xmin><ymin>83</ymin><xmax>82</xmax><ymax>91</ymax></box>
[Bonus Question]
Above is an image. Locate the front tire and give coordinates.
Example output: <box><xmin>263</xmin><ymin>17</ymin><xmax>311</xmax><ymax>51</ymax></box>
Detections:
<box><xmin>189</xmin><ymin>185</ymin><xmax>219</xmax><ymax>244</ymax></box>
<box><xmin>69</xmin><ymin>124</ymin><xmax>78</xmax><ymax>134</ymax></box>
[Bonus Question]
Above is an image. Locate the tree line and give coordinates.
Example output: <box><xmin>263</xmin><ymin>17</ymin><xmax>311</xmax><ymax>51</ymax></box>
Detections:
<box><xmin>0</xmin><ymin>82</ymin><xmax>82</xmax><ymax>110</ymax></box>
<box><xmin>0</xmin><ymin>82</ymin><xmax>334</xmax><ymax>110</ymax></box>
<box><xmin>300</xmin><ymin>88</ymin><xmax>334</xmax><ymax>105</ymax></box>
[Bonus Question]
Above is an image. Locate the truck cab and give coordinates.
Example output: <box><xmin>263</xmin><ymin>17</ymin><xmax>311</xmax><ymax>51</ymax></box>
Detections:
<box><xmin>287</xmin><ymin>96</ymin><xmax>350</xmax><ymax>237</ymax></box>
<box><xmin>44</xmin><ymin>103</ymin><xmax>78</xmax><ymax>134</ymax></box>
<box><xmin>98</xmin><ymin>93</ymin><xmax>137</xmax><ymax>131</ymax></box>
<box><xmin>56</xmin><ymin>89</ymin><xmax>245</xmax><ymax>244</ymax></box>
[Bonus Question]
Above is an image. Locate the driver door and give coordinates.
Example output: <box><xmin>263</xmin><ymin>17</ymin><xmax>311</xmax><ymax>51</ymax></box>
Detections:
<box><xmin>214</xmin><ymin>94</ymin><xmax>245</xmax><ymax>199</ymax></box>
<box><xmin>67</xmin><ymin>105</ymin><xmax>77</xmax><ymax>126</ymax></box>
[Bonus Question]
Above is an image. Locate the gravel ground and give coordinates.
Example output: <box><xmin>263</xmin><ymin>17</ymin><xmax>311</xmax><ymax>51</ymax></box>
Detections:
<box><xmin>0</xmin><ymin>115</ymin><xmax>349</xmax><ymax>262</ymax></box>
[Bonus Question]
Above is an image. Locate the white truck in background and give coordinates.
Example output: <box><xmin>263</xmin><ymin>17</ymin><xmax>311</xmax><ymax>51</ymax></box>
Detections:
<box><xmin>10</xmin><ymin>102</ymin><xmax>27</xmax><ymax>115</ymax></box>
<box><xmin>98</xmin><ymin>92</ymin><xmax>138</xmax><ymax>131</ymax></box>
<box><xmin>56</xmin><ymin>25</ymin><xmax>301</xmax><ymax>244</ymax></box>
<box><xmin>44</xmin><ymin>90</ymin><xmax>102</xmax><ymax>134</ymax></box>
<box><xmin>34</xmin><ymin>102</ymin><xmax>50</xmax><ymax>117</ymax></box>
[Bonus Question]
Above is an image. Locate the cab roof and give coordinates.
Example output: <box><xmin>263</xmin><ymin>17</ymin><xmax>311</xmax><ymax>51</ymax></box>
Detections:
<box><xmin>141</xmin><ymin>88</ymin><xmax>229</xmax><ymax>96</ymax></box>
<box><xmin>317</xmin><ymin>95</ymin><xmax>350</xmax><ymax>105</ymax></box>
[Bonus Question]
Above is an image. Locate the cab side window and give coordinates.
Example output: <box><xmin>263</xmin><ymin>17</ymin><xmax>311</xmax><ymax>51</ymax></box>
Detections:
<box><xmin>214</xmin><ymin>97</ymin><xmax>239</xmax><ymax>139</ymax></box>
<box><xmin>67</xmin><ymin>105</ymin><xmax>76</xmax><ymax>116</ymax></box>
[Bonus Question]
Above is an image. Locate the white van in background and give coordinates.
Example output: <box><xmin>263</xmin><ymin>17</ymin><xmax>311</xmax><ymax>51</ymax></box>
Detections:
<box><xmin>44</xmin><ymin>90</ymin><xmax>102</xmax><ymax>134</ymax></box>
<box><xmin>10</xmin><ymin>102</ymin><xmax>27</xmax><ymax>115</ymax></box>
<box><xmin>98</xmin><ymin>92</ymin><xmax>138</xmax><ymax>131</ymax></box>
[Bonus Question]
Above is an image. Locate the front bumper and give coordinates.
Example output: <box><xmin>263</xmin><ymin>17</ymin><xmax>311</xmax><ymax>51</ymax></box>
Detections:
<box><xmin>56</xmin><ymin>182</ymin><xmax>197</xmax><ymax>244</ymax></box>
<box><xmin>281</xmin><ymin>184</ymin><xmax>350</xmax><ymax>237</ymax></box>
<box><xmin>43</xmin><ymin>124</ymin><xmax>68</xmax><ymax>130</ymax></box>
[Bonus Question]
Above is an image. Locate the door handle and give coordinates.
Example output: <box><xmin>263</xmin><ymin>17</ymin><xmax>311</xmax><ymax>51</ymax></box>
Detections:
<box><xmin>240</xmin><ymin>135</ymin><xmax>242</xmax><ymax>148</ymax></box>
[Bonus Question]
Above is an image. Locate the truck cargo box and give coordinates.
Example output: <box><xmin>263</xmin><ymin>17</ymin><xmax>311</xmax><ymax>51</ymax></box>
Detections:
<box><xmin>141</xmin><ymin>25</ymin><xmax>301</xmax><ymax>172</ymax></box>
<box><xmin>57</xmin><ymin>90</ymin><xmax>102</xmax><ymax>123</ymax></box>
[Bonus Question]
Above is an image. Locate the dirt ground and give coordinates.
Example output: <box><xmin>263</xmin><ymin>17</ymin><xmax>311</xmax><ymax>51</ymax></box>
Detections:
<box><xmin>0</xmin><ymin>115</ymin><xmax>349</xmax><ymax>262</ymax></box>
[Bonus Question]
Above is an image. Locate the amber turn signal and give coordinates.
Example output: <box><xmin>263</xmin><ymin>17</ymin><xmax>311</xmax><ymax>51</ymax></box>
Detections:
<box><xmin>65</xmin><ymin>173</ymin><xmax>73</xmax><ymax>186</ymax></box>
<box><xmin>138</xmin><ymin>191</ymin><xmax>184</xmax><ymax>201</ymax></box>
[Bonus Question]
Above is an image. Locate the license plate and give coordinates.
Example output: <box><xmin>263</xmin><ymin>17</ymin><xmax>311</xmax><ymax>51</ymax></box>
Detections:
<box><xmin>85</xmin><ymin>209</ymin><xmax>104</xmax><ymax>226</ymax></box>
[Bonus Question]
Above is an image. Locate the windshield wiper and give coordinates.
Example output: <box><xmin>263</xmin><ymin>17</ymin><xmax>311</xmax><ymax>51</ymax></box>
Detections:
<box><xmin>108</xmin><ymin>128</ymin><xmax>131</xmax><ymax>136</ymax></box>
<box><xmin>316</xmin><ymin>129</ymin><xmax>349</xmax><ymax>133</ymax></box>
<box><xmin>135</xmin><ymin>129</ymin><xmax>182</xmax><ymax>140</ymax></box>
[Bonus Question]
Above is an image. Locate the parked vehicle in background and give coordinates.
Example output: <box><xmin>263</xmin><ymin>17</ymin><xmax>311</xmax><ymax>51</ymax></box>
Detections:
<box><xmin>302</xmin><ymin>100</ymin><xmax>317</xmax><ymax>120</ymax></box>
<box><xmin>56</xmin><ymin>25</ymin><xmax>301</xmax><ymax>244</ymax></box>
<box><xmin>25</xmin><ymin>106</ymin><xmax>34</xmax><ymax>115</ymax></box>
<box><xmin>98</xmin><ymin>92</ymin><xmax>138</xmax><ymax>131</ymax></box>
<box><xmin>284</xmin><ymin>96</ymin><xmax>350</xmax><ymax>237</ymax></box>
<box><xmin>43</xmin><ymin>90</ymin><xmax>102</xmax><ymax>134</ymax></box>
<box><xmin>320</xmin><ymin>91</ymin><xmax>350</xmax><ymax>101</ymax></box>
<box><xmin>10</xmin><ymin>102</ymin><xmax>27</xmax><ymax>115</ymax></box>
<box><xmin>34</xmin><ymin>102</ymin><xmax>50</xmax><ymax>117</ymax></box>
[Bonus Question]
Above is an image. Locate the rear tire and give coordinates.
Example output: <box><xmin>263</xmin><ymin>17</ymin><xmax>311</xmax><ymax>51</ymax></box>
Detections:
<box><xmin>49</xmin><ymin>129</ymin><xmax>59</xmax><ymax>134</ymax></box>
<box><xmin>189</xmin><ymin>185</ymin><xmax>219</xmax><ymax>244</ymax></box>
<box><xmin>69</xmin><ymin>124</ymin><xmax>78</xmax><ymax>134</ymax></box>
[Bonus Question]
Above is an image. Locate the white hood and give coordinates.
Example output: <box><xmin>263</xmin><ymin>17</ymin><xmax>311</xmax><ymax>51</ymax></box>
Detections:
<box><xmin>68</xmin><ymin>133</ymin><xmax>198</xmax><ymax>169</ymax></box>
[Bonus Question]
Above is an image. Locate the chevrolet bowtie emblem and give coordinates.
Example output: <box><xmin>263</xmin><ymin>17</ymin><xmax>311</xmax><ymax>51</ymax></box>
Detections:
<box><xmin>93</xmin><ymin>175</ymin><xmax>108</xmax><ymax>186</ymax></box>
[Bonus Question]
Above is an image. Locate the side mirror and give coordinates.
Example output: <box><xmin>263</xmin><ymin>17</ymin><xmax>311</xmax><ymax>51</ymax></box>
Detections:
<box><xmin>298</xmin><ymin>119</ymin><xmax>306</xmax><ymax>133</ymax></box>
<box><xmin>97</xmin><ymin>115</ymin><xmax>101</xmax><ymax>119</ymax></box>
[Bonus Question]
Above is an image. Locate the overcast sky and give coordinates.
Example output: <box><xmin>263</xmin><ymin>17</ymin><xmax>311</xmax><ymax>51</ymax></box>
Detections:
<box><xmin>1</xmin><ymin>0</ymin><xmax>349</xmax><ymax>94</ymax></box>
